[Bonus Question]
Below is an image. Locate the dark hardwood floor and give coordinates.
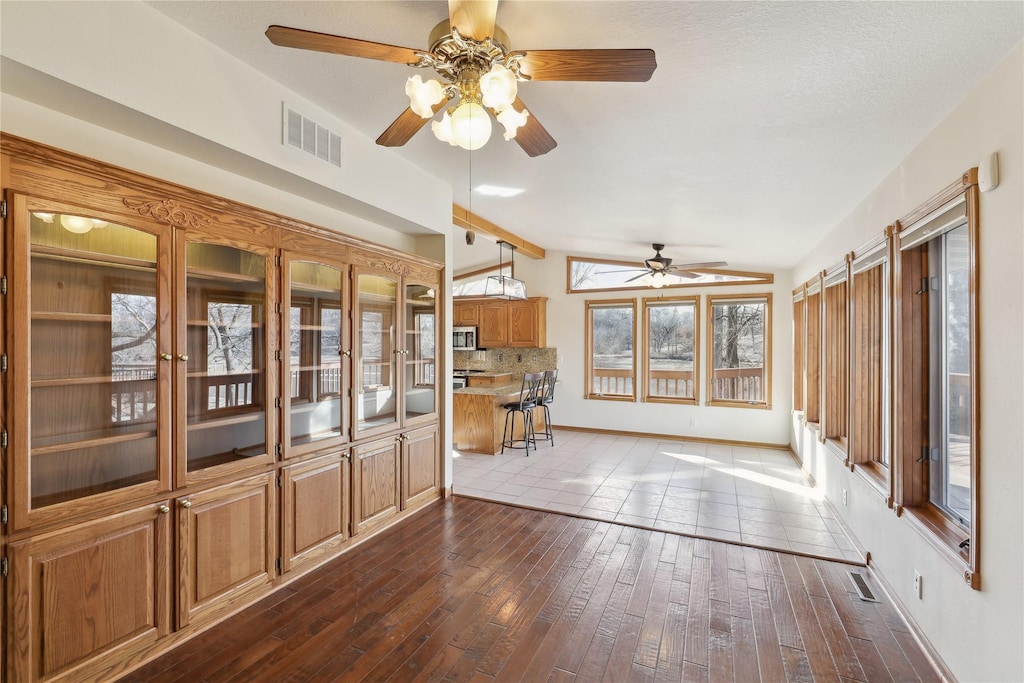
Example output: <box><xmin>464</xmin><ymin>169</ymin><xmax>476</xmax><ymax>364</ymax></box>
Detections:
<box><xmin>123</xmin><ymin>497</ymin><xmax>939</xmax><ymax>682</ymax></box>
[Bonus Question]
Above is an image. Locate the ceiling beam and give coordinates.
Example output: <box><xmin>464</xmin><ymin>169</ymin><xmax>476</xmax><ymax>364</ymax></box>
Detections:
<box><xmin>451</xmin><ymin>204</ymin><xmax>546</xmax><ymax>259</ymax></box>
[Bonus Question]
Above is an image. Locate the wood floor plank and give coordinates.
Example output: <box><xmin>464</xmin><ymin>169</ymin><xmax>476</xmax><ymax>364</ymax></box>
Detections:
<box><xmin>120</xmin><ymin>499</ymin><xmax>941</xmax><ymax>683</ymax></box>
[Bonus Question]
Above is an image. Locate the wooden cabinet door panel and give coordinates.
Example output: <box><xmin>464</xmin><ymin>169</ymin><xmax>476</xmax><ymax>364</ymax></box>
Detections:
<box><xmin>478</xmin><ymin>303</ymin><xmax>508</xmax><ymax>348</ymax></box>
<box><xmin>402</xmin><ymin>424</ymin><xmax>440</xmax><ymax>510</ymax></box>
<box><xmin>508</xmin><ymin>300</ymin><xmax>537</xmax><ymax>347</ymax></box>
<box><xmin>8</xmin><ymin>503</ymin><xmax>172</xmax><ymax>683</ymax></box>
<box><xmin>281</xmin><ymin>453</ymin><xmax>349</xmax><ymax>574</ymax></box>
<box><xmin>453</xmin><ymin>302</ymin><xmax>480</xmax><ymax>326</ymax></box>
<box><xmin>178</xmin><ymin>474</ymin><xmax>275</xmax><ymax>629</ymax></box>
<box><xmin>351</xmin><ymin>438</ymin><xmax>400</xmax><ymax>536</ymax></box>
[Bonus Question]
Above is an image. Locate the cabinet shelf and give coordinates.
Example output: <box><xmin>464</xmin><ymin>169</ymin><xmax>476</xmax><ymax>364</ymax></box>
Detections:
<box><xmin>32</xmin><ymin>245</ymin><xmax>157</xmax><ymax>271</ymax></box>
<box><xmin>33</xmin><ymin>374</ymin><xmax>155</xmax><ymax>387</ymax></box>
<box><xmin>31</xmin><ymin>311</ymin><xmax>113</xmax><ymax>322</ymax></box>
<box><xmin>32</xmin><ymin>425</ymin><xmax>157</xmax><ymax>455</ymax></box>
<box><xmin>187</xmin><ymin>411</ymin><xmax>264</xmax><ymax>430</ymax></box>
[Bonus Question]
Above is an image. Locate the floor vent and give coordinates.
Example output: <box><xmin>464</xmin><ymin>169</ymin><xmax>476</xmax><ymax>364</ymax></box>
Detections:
<box><xmin>283</xmin><ymin>104</ymin><xmax>342</xmax><ymax>168</ymax></box>
<box><xmin>849</xmin><ymin>571</ymin><xmax>880</xmax><ymax>602</ymax></box>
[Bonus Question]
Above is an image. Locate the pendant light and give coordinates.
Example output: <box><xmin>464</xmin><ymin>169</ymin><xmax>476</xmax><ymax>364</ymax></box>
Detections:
<box><xmin>484</xmin><ymin>241</ymin><xmax>527</xmax><ymax>300</ymax></box>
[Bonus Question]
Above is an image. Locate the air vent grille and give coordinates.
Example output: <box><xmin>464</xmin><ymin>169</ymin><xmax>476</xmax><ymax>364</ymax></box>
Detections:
<box><xmin>848</xmin><ymin>571</ymin><xmax>880</xmax><ymax>602</ymax></box>
<box><xmin>283</xmin><ymin>104</ymin><xmax>341</xmax><ymax>167</ymax></box>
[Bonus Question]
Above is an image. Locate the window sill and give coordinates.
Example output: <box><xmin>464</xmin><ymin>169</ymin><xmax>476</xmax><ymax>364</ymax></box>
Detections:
<box><xmin>899</xmin><ymin>504</ymin><xmax>978</xmax><ymax>590</ymax></box>
<box><xmin>643</xmin><ymin>396</ymin><xmax>697</xmax><ymax>406</ymax></box>
<box><xmin>585</xmin><ymin>394</ymin><xmax>636</xmax><ymax>402</ymax></box>
<box><xmin>706</xmin><ymin>399</ymin><xmax>771</xmax><ymax>410</ymax></box>
<box><xmin>824</xmin><ymin>437</ymin><xmax>847</xmax><ymax>462</ymax></box>
<box><xmin>852</xmin><ymin>461</ymin><xmax>891</xmax><ymax>505</ymax></box>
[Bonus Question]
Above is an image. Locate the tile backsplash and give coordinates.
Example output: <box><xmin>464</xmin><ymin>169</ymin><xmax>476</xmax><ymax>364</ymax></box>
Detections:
<box><xmin>454</xmin><ymin>347</ymin><xmax>557</xmax><ymax>379</ymax></box>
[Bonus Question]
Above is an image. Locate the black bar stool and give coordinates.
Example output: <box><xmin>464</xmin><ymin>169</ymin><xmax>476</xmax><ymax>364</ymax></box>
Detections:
<box><xmin>501</xmin><ymin>372</ymin><xmax>545</xmax><ymax>455</ymax></box>
<box><xmin>536</xmin><ymin>369</ymin><xmax>558</xmax><ymax>446</ymax></box>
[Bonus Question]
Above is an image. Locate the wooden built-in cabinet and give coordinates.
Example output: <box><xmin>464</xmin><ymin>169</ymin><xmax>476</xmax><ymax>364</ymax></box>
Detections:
<box><xmin>458</xmin><ymin>297</ymin><xmax>546</xmax><ymax>348</ymax></box>
<box><xmin>1</xmin><ymin>134</ymin><xmax>444</xmax><ymax>683</ymax></box>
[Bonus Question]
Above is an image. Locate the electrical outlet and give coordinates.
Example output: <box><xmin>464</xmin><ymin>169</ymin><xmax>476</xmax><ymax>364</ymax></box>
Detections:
<box><xmin>842</xmin><ymin>489</ymin><xmax>848</xmax><ymax>506</ymax></box>
<box><xmin>914</xmin><ymin>571</ymin><xmax>923</xmax><ymax>599</ymax></box>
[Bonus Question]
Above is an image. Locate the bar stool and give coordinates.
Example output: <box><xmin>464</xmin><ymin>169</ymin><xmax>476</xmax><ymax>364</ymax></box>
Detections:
<box><xmin>501</xmin><ymin>372</ymin><xmax>545</xmax><ymax>455</ymax></box>
<box><xmin>536</xmin><ymin>369</ymin><xmax>558</xmax><ymax>446</ymax></box>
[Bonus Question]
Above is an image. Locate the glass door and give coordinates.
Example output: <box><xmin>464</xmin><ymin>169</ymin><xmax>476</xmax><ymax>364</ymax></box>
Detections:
<box><xmin>284</xmin><ymin>256</ymin><xmax>348</xmax><ymax>455</ymax></box>
<box><xmin>403</xmin><ymin>282</ymin><xmax>438</xmax><ymax>424</ymax></box>
<box><xmin>353</xmin><ymin>269</ymin><xmax>399</xmax><ymax>439</ymax></box>
<box><xmin>179</xmin><ymin>240</ymin><xmax>274</xmax><ymax>484</ymax></box>
<box><xmin>12</xmin><ymin>200</ymin><xmax>171</xmax><ymax>528</ymax></box>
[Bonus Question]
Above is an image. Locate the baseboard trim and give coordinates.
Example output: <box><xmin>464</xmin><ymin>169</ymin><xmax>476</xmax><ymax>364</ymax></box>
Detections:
<box><xmin>864</xmin><ymin>559</ymin><xmax>957</xmax><ymax>682</ymax></box>
<box><xmin>551</xmin><ymin>424</ymin><xmax>790</xmax><ymax>451</ymax></box>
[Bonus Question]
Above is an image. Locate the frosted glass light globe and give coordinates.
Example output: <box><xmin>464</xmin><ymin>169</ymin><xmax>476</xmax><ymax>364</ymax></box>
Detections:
<box><xmin>450</xmin><ymin>102</ymin><xmax>492</xmax><ymax>151</ymax></box>
<box><xmin>60</xmin><ymin>215</ymin><xmax>94</xmax><ymax>234</ymax></box>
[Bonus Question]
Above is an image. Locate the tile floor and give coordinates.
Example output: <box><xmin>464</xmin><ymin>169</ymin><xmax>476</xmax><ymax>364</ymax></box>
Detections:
<box><xmin>453</xmin><ymin>428</ymin><xmax>865</xmax><ymax>564</ymax></box>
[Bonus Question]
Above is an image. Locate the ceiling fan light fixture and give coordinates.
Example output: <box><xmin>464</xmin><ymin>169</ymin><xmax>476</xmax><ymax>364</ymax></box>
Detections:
<box><xmin>431</xmin><ymin>110</ymin><xmax>457</xmax><ymax>145</ymax></box>
<box><xmin>496</xmin><ymin>105</ymin><xmax>529</xmax><ymax>140</ymax></box>
<box><xmin>406</xmin><ymin>75</ymin><xmax>445</xmax><ymax>118</ymax></box>
<box><xmin>479</xmin><ymin>63</ymin><xmax>517</xmax><ymax>110</ymax></box>
<box><xmin>448</xmin><ymin>101</ymin><xmax>492</xmax><ymax>150</ymax></box>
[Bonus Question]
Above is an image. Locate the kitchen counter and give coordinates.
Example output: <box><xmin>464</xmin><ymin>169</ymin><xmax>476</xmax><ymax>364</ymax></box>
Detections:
<box><xmin>453</xmin><ymin>383</ymin><xmax>546</xmax><ymax>455</ymax></box>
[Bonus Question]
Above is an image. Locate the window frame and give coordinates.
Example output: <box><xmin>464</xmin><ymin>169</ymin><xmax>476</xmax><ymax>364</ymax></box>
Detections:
<box><xmin>641</xmin><ymin>295</ymin><xmax>700</xmax><ymax>405</ymax></box>
<box><xmin>892</xmin><ymin>170</ymin><xmax>980</xmax><ymax>589</ymax></box>
<box><xmin>792</xmin><ymin>287</ymin><xmax>805</xmax><ymax>413</ymax></box>
<box><xmin>584</xmin><ymin>298</ymin><xmax>638</xmax><ymax>402</ymax></box>
<box><xmin>822</xmin><ymin>258</ymin><xmax>850</xmax><ymax>455</ymax></box>
<box><xmin>804</xmin><ymin>276</ymin><xmax>822</xmax><ymax>424</ymax></box>
<box><xmin>705</xmin><ymin>293</ymin><xmax>772</xmax><ymax>410</ymax></box>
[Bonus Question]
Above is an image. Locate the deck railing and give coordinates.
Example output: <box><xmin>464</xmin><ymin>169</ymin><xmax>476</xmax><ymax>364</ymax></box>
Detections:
<box><xmin>648</xmin><ymin>369</ymin><xmax>695</xmax><ymax>398</ymax></box>
<box><xmin>711</xmin><ymin>367</ymin><xmax>763</xmax><ymax>402</ymax></box>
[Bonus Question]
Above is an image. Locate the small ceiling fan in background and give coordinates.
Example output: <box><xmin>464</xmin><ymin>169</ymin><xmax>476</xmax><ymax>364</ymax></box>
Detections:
<box><xmin>265</xmin><ymin>0</ymin><xmax>657</xmax><ymax>156</ymax></box>
<box><xmin>611</xmin><ymin>244</ymin><xmax>728</xmax><ymax>286</ymax></box>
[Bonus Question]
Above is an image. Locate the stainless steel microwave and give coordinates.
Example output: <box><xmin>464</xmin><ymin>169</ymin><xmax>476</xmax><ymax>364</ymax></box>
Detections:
<box><xmin>453</xmin><ymin>326</ymin><xmax>477</xmax><ymax>350</ymax></box>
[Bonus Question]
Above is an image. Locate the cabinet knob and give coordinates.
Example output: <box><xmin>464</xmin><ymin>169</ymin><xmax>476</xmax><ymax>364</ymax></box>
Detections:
<box><xmin>343</xmin><ymin>349</ymin><xmax>352</xmax><ymax>357</ymax></box>
<box><xmin>178</xmin><ymin>354</ymin><xmax>189</xmax><ymax>362</ymax></box>
<box><xmin>158</xmin><ymin>504</ymin><xmax>170</xmax><ymax>514</ymax></box>
<box><xmin>160</xmin><ymin>353</ymin><xmax>173</xmax><ymax>361</ymax></box>
<box><xmin>180</xmin><ymin>499</ymin><xmax>192</xmax><ymax>508</ymax></box>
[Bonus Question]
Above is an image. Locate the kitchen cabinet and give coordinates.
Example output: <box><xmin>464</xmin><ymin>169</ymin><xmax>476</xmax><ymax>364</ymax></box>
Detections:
<box><xmin>280</xmin><ymin>452</ymin><xmax>349</xmax><ymax>574</ymax></box>
<box><xmin>351</xmin><ymin>436</ymin><xmax>401</xmax><ymax>536</ymax></box>
<box><xmin>452</xmin><ymin>301</ymin><xmax>479</xmax><ymax>326</ymax></box>
<box><xmin>401</xmin><ymin>424</ymin><xmax>440</xmax><ymax>510</ymax></box>
<box><xmin>7</xmin><ymin>502</ymin><xmax>173</xmax><ymax>682</ymax></box>
<box><xmin>474</xmin><ymin>297</ymin><xmax>547</xmax><ymax>348</ymax></box>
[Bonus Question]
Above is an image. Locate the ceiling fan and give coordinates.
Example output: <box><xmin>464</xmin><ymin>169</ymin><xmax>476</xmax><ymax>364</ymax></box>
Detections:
<box><xmin>614</xmin><ymin>244</ymin><xmax>728</xmax><ymax>287</ymax></box>
<box><xmin>265</xmin><ymin>0</ymin><xmax>656</xmax><ymax>156</ymax></box>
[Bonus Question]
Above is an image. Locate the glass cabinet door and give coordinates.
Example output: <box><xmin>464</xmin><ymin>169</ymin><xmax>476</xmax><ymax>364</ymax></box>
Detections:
<box><xmin>353</xmin><ymin>271</ymin><xmax>399</xmax><ymax>438</ymax></box>
<box><xmin>403</xmin><ymin>283</ymin><xmax>438</xmax><ymax>423</ymax></box>
<box><xmin>285</xmin><ymin>258</ymin><xmax>347</xmax><ymax>453</ymax></box>
<box><xmin>183</xmin><ymin>241</ymin><xmax>271</xmax><ymax>476</ymax></box>
<box><xmin>18</xmin><ymin>207</ymin><xmax>168</xmax><ymax>519</ymax></box>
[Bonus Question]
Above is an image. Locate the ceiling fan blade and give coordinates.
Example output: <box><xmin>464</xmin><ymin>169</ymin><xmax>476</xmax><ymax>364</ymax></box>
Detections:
<box><xmin>510</xmin><ymin>96</ymin><xmax>557</xmax><ymax>157</ymax></box>
<box><xmin>669</xmin><ymin>271</ymin><xmax>701</xmax><ymax>280</ymax></box>
<box><xmin>625</xmin><ymin>272</ymin><xmax>651</xmax><ymax>283</ymax></box>
<box><xmin>518</xmin><ymin>49</ymin><xmax>657</xmax><ymax>82</ymax></box>
<box><xmin>266</xmin><ymin>25</ymin><xmax>421</xmax><ymax>64</ymax></box>
<box><xmin>376</xmin><ymin>97</ymin><xmax>450</xmax><ymax>147</ymax></box>
<box><xmin>671</xmin><ymin>261</ymin><xmax>728</xmax><ymax>270</ymax></box>
<box><xmin>448</xmin><ymin>0</ymin><xmax>498</xmax><ymax>41</ymax></box>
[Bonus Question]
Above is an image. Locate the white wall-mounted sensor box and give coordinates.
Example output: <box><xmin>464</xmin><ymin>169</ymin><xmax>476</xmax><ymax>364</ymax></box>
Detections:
<box><xmin>979</xmin><ymin>152</ymin><xmax>999</xmax><ymax>192</ymax></box>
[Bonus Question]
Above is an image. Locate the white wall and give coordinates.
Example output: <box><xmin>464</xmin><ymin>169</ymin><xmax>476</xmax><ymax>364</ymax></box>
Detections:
<box><xmin>791</xmin><ymin>42</ymin><xmax>1023</xmax><ymax>682</ymax></box>
<box><xmin>515</xmin><ymin>253</ymin><xmax>794</xmax><ymax>446</ymax></box>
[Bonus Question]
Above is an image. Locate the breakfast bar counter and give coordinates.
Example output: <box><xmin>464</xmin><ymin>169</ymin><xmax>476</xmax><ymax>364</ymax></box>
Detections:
<box><xmin>453</xmin><ymin>383</ymin><xmax>547</xmax><ymax>455</ymax></box>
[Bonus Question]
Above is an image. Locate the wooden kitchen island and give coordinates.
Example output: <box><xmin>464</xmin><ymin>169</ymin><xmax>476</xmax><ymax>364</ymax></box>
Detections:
<box><xmin>453</xmin><ymin>383</ymin><xmax>547</xmax><ymax>455</ymax></box>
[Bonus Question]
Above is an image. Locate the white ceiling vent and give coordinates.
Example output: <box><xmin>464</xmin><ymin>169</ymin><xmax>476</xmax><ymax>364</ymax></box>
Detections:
<box><xmin>283</xmin><ymin>104</ymin><xmax>341</xmax><ymax>168</ymax></box>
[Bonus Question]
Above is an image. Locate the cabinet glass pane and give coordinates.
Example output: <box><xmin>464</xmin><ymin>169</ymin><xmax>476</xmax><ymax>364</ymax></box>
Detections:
<box><xmin>356</xmin><ymin>274</ymin><xmax>397</xmax><ymax>431</ymax></box>
<box><xmin>186</xmin><ymin>243</ymin><xmax>267</xmax><ymax>470</ymax></box>
<box><xmin>289</xmin><ymin>261</ymin><xmax>344</xmax><ymax>446</ymax></box>
<box><xmin>29</xmin><ymin>212</ymin><xmax>158</xmax><ymax>507</ymax></box>
<box><xmin>405</xmin><ymin>284</ymin><xmax>437</xmax><ymax>420</ymax></box>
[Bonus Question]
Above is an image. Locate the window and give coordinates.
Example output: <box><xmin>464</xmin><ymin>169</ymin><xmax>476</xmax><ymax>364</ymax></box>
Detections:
<box><xmin>413</xmin><ymin>310</ymin><xmax>436</xmax><ymax>386</ymax></box>
<box><xmin>707</xmin><ymin>294</ymin><xmax>771</xmax><ymax>408</ymax></box>
<box><xmin>568</xmin><ymin>256</ymin><xmax>773</xmax><ymax>293</ymax></box>
<box><xmin>110</xmin><ymin>292</ymin><xmax>157</xmax><ymax>424</ymax></box>
<box><xmin>804</xmin><ymin>279</ymin><xmax>821</xmax><ymax>423</ymax></box>
<box><xmin>585</xmin><ymin>299</ymin><xmax>637</xmax><ymax>400</ymax></box>
<box><xmin>894</xmin><ymin>177</ymin><xmax>979</xmax><ymax>588</ymax></box>
<box><xmin>849</xmin><ymin>234</ymin><xmax>890</xmax><ymax>483</ymax></box>
<box><xmin>642</xmin><ymin>297</ymin><xmax>698</xmax><ymax>403</ymax></box>
<box><xmin>822</xmin><ymin>262</ymin><xmax>849</xmax><ymax>450</ymax></box>
<box><xmin>792</xmin><ymin>288</ymin><xmax>805</xmax><ymax>411</ymax></box>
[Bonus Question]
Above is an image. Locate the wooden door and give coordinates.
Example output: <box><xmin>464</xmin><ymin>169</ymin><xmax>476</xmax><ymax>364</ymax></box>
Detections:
<box><xmin>453</xmin><ymin>301</ymin><xmax>480</xmax><ymax>326</ymax></box>
<box><xmin>281</xmin><ymin>452</ymin><xmax>349</xmax><ymax>574</ymax></box>
<box><xmin>177</xmin><ymin>474</ymin><xmax>276</xmax><ymax>629</ymax></box>
<box><xmin>7</xmin><ymin>502</ymin><xmax>172</xmax><ymax>683</ymax></box>
<box><xmin>478</xmin><ymin>302</ymin><xmax>508</xmax><ymax>348</ymax></box>
<box><xmin>401</xmin><ymin>424</ymin><xmax>440</xmax><ymax>510</ymax></box>
<box><xmin>351</xmin><ymin>437</ymin><xmax>400</xmax><ymax>536</ymax></box>
<box><xmin>508</xmin><ymin>299</ymin><xmax>539</xmax><ymax>347</ymax></box>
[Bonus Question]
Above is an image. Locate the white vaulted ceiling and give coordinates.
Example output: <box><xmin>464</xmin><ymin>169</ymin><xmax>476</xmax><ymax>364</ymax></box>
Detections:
<box><xmin>148</xmin><ymin>1</ymin><xmax>1023</xmax><ymax>271</ymax></box>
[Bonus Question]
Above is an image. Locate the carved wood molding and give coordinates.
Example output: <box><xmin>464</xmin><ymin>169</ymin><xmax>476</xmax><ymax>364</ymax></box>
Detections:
<box><xmin>364</xmin><ymin>259</ymin><xmax>413</xmax><ymax>277</ymax></box>
<box><xmin>123</xmin><ymin>198</ymin><xmax>212</xmax><ymax>230</ymax></box>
